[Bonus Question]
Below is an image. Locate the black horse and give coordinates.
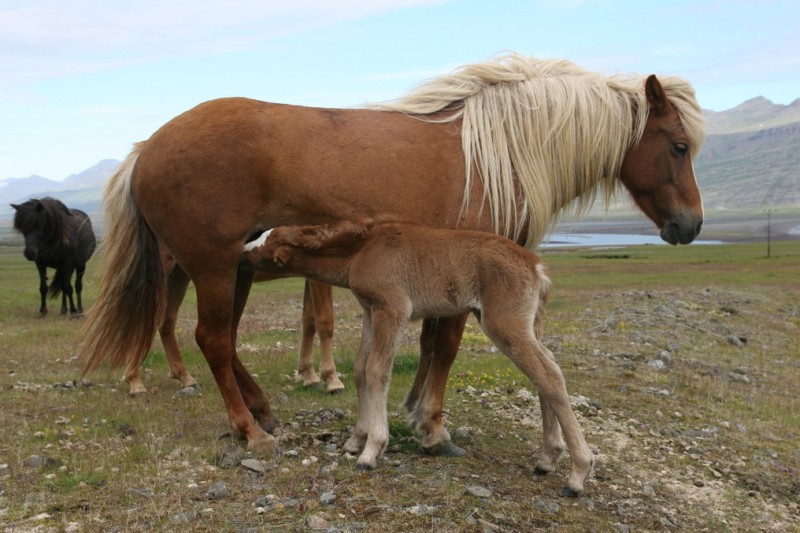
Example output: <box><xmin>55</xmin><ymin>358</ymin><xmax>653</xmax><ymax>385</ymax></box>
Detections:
<box><xmin>11</xmin><ymin>198</ymin><xmax>97</xmax><ymax>317</ymax></box>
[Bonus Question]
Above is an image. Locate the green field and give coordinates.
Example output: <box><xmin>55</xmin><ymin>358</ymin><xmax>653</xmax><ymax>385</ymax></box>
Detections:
<box><xmin>0</xmin><ymin>241</ymin><xmax>798</xmax><ymax>531</ymax></box>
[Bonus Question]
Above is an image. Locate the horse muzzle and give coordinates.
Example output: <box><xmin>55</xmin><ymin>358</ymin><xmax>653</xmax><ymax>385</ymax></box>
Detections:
<box><xmin>660</xmin><ymin>215</ymin><xmax>703</xmax><ymax>245</ymax></box>
<box><xmin>23</xmin><ymin>249</ymin><xmax>37</xmax><ymax>261</ymax></box>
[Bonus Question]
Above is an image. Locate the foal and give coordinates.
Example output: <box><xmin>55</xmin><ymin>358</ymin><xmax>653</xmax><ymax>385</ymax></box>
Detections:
<box><xmin>243</xmin><ymin>220</ymin><xmax>594</xmax><ymax>495</ymax></box>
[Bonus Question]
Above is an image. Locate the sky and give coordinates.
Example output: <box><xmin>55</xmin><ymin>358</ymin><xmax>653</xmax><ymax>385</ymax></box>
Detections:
<box><xmin>1</xmin><ymin>0</ymin><xmax>799</xmax><ymax>181</ymax></box>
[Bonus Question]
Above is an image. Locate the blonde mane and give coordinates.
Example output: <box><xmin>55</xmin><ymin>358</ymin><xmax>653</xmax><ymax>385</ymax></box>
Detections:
<box><xmin>370</xmin><ymin>53</ymin><xmax>705</xmax><ymax>249</ymax></box>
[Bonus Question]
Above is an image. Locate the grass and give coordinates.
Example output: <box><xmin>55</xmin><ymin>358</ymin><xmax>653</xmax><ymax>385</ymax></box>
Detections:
<box><xmin>0</xmin><ymin>241</ymin><xmax>799</xmax><ymax>531</ymax></box>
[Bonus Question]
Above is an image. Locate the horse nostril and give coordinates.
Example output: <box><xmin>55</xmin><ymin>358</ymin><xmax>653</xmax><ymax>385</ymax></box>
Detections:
<box><xmin>696</xmin><ymin>220</ymin><xmax>703</xmax><ymax>236</ymax></box>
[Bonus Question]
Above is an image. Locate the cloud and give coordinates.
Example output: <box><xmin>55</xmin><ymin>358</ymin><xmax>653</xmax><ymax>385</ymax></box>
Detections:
<box><xmin>0</xmin><ymin>0</ymin><xmax>449</xmax><ymax>88</ymax></box>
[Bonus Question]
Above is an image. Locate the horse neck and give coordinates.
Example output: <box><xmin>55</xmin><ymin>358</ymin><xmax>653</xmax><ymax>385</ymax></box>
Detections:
<box><xmin>287</xmin><ymin>250</ymin><xmax>353</xmax><ymax>289</ymax></box>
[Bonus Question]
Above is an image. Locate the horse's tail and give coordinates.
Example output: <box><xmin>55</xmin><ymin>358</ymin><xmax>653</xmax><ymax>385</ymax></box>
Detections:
<box><xmin>80</xmin><ymin>142</ymin><xmax>166</xmax><ymax>376</ymax></box>
<box><xmin>48</xmin><ymin>268</ymin><xmax>66</xmax><ymax>299</ymax></box>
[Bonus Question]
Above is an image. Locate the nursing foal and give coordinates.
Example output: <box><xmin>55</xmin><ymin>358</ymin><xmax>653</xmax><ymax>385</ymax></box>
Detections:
<box><xmin>243</xmin><ymin>220</ymin><xmax>593</xmax><ymax>495</ymax></box>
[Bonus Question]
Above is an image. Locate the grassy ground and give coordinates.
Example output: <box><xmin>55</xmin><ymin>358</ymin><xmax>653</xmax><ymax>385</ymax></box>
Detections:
<box><xmin>0</xmin><ymin>241</ymin><xmax>798</xmax><ymax>532</ymax></box>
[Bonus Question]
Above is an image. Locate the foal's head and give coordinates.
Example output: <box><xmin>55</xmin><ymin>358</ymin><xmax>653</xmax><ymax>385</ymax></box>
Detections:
<box><xmin>621</xmin><ymin>75</ymin><xmax>704</xmax><ymax>245</ymax></box>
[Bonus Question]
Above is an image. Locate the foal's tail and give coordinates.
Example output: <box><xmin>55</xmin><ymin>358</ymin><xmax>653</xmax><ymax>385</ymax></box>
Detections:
<box><xmin>80</xmin><ymin>142</ymin><xmax>166</xmax><ymax>376</ymax></box>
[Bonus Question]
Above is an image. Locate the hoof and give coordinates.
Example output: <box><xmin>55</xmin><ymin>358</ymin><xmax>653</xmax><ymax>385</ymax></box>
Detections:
<box><xmin>355</xmin><ymin>462</ymin><xmax>374</xmax><ymax>471</ymax></box>
<box><xmin>327</xmin><ymin>387</ymin><xmax>345</xmax><ymax>395</ymax></box>
<box><xmin>533</xmin><ymin>467</ymin><xmax>551</xmax><ymax>477</ymax></box>
<box><xmin>173</xmin><ymin>385</ymin><xmax>199</xmax><ymax>398</ymax></box>
<box><xmin>560</xmin><ymin>486</ymin><xmax>580</xmax><ymax>498</ymax></box>
<box><xmin>422</xmin><ymin>441</ymin><xmax>467</xmax><ymax>457</ymax></box>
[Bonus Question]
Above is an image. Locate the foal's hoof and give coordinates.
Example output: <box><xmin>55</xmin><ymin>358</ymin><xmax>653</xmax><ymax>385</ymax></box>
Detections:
<box><xmin>326</xmin><ymin>386</ymin><xmax>345</xmax><ymax>395</ymax></box>
<box><xmin>355</xmin><ymin>462</ymin><xmax>375</xmax><ymax>471</ymax></box>
<box><xmin>533</xmin><ymin>467</ymin><xmax>552</xmax><ymax>477</ymax></box>
<box><xmin>422</xmin><ymin>442</ymin><xmax>467</xmax><ymax>457</ymax></box>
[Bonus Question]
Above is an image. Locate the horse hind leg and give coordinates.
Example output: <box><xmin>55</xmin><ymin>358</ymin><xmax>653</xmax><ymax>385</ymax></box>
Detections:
<box><xmin>297</xmin><ymin>280</ymin><xmax>322</xmax><ymax>388</ymax></box>
<box><xmin>161</xmin><ymin>265</ymin><xmax>197</xmax><ymax>390</ymax></box>
<box><xmin>193</xmin><ymin>270</ymin><xmax>278</xmax><ymax>455</ymax></box>
<box><xmin>309</xmin><ymin>281</ymin><xmax>344</xmax><ymax>393</ymax></box>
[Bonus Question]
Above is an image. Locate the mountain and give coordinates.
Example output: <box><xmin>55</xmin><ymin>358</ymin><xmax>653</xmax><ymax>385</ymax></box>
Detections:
<box><xmin>0</xmin><ymin>160</ymin><xmax>120</xmax><ymax>227</ymax></box>
<box><xmin>1</xmin><ymin>96</ymin><xmax>799</xmax><ymax>235</ymax></box>
<box><xmin>695</xmin><ymin>97</ymin><xmax>800</xmax><ymax>209</ymax></box>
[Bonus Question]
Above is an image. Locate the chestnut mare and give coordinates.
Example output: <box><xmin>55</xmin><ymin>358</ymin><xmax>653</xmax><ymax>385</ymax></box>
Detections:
<box><xmin>81</xmin><ymin>54</ymin><xmax>705</xmax><ymax>457</ymax></box>
<box><xmin>122</xmin><ymin>276</ymin><xmax>343</xmax><ymax>395</ymax></box>
<box><xmin>244</xmin><ymin>220</ymin><xmax>593</xmax><ymax>495</ymax></box>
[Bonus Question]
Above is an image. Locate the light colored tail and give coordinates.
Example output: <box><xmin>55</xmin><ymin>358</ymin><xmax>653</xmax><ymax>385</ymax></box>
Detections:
<box><xmin>80</xmin><ymin>143</ymin><xmax>166</xmax><ymax>375</ymax></box>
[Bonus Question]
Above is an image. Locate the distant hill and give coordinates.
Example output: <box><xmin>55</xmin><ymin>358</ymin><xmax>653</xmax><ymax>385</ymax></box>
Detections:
<box><xmin>1</xmin><ymin>96</ymin><xmax>799</xmax><ymax>236</ymax></box>
<box><xmin>695</xmin><ymin>97</ymin><xmax>800</xmax><ymax>209</ymax></box>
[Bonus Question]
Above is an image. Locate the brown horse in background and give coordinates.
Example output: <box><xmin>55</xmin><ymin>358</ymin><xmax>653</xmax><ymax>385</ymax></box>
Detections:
<box><xmin>244</xmin><ymin>220</ymin><xmax>594</xmax><ymax>495</ymax></box>
<box><xmin>81</xmin><ymin>53</ymin><xmax>705</xmax><ymax>457</ymax></box>
<box><xmin>122</xmin><ymin>273</ymin><xmax>343</xmax><ymax>396</ymax></box>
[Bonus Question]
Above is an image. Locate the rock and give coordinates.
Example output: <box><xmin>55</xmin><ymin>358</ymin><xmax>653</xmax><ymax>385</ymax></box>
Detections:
<box><xmin>728</xmin><ymin>372</ymin><xmax>750</xmax><ymax>384</ymax></box>
<box><xmin>173</xmin><ymin>385</ymin><xmax>199</xmax><ymax>398</ymax></box>
<box><xmin>217</xmin><ymin>444</ymin><xmax>247</xmax><ymax>468</ymax></box>
<box><xmin>726</xmin><ymin>335</ymin><xmax>747</xmax><ymax>347</ymax></box>
<box><xmin>307</xmin><ymin>514</ymin><xmax>330</xmax><ymax>530</ymax></box>
<box><xmin>241</xmin><ymin>458</ymin><xmax>267</xmax><ymax>473</ymax></box>
<box><xmin>23</xmin><ymin>455</ymin><xmax>45</xmax><ymax>469</ymax></box>
<box><xmin>516</xmin><ymin>388</ymin><xmax>535</xmax><ymax>402</ymax></box>
<box><xmin>129</xmin><ymin>488</ymin><xmax>155</xmax><ymax>499</ymax></box>
<box><xmin>205</xmin><ymin>480</ymin><xmax>231</xmax><ymax>500</ymax></box>
<box><xmin>648</xmin><ymin>359</ymin><xmax>667</xmax><ymax>370</ymax></box>
<box><xmin>534</xmin><ymin>499</ymin><xmax>560</xmax><ymax>513</ymax></box>
<box><xmin>465</xmin><ymin>485</ymin><xmax>492</xmax><ymax>499</ymax></box>
<box><xmin>170</xmin><ymin>511</ymin><xmax>197</xmax><ymax>523</ymax></box>
<box><xmin>613</xmin><ymin>524</ymin><xmax>631</xmax><ymax>533</ymax></box>
<box><xmin>452</xmin><ymin>427</ymin><xmax>475</xmax><ymax>442</ymax></box>
<box><xmin>320</xmin><ymin>491</ymin><xmax>337</xmax><ymax>505</ymax></box>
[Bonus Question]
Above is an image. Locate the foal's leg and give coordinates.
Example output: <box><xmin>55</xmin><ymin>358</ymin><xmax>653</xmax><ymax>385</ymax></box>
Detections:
<box><xmin>297</xmin><ymin>280</ymin><xmax>321</xmax><ymax>387</ymax></box>
<box><xmin>356</xmin><ymin>307</ymin><xmax>406</xmax><ymax>470</ymax></box>
<box><xmin>343</xmin><ymin>311</ymin><xmax>373</xmax><ymax>455</ymax></box>
<box><xmin>407</xmin><ymin>314</ymin><xmax>468</xmax><ymax>457</ymax></box>
<box><xmin>160</xmin><ymin>265</ymin><xmax>197</xmax><ymax>390</ymax></box>
<box><xmin>193</xmin><ymin>270</ymin><xmax>277</xmax><ymax>454</ymax></box>
<box><xmin>309</xmin><ymin>281</ymin><xmax>344</xmax><ymax>393</ymax></box>
<box><xmin>481</xmin><ymin>312</ymin><xmax>593</xmax><ymax>496</ymax></box>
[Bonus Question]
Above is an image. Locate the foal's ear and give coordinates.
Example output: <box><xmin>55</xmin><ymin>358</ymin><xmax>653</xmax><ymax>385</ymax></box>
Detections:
<box><xmin>645</xmin><ymin>74</ymin><xmax>669</xmax><ymax>116</ymax></box>
<box><xmin>273</xmin><ymin>245</ymin><xmax>293</xmax><ymax>267</ymax></box>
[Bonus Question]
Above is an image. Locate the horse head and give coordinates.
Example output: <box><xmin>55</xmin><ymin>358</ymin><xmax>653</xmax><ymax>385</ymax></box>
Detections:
<box><xmin>620</xmin><ymin>75</ymin><xmax>704</xmax><ymax>245</ymax></box>
<box><xmin>11</xmin><ymin>200</ymin><xmax>46</xmax><ymax>261</ymax></box>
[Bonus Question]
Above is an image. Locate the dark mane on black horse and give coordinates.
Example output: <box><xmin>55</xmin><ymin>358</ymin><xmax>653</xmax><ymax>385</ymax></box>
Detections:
<box><xmin>11</xmin><ymin>197</ymin><xmax>97</xmax><ymax>317</ymax></box>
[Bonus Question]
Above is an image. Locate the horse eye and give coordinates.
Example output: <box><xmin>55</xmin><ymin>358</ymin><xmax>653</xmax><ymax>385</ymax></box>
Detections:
<box><xmin>671</xmin><ymin>143</ymin><xmax>688</xmax><ymax>157</ymax></box>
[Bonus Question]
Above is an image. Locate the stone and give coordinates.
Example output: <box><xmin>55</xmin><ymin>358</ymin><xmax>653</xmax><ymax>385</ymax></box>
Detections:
<box><xmin>465</xmin><ymin>485</ymin><xmax>492</xmax><ymax>499</ymax></box>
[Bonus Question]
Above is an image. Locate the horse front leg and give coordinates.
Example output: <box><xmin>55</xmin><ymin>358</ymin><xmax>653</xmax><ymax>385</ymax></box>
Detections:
<box><xmin>403</xmin><ymin>317</ymin><xmax>437</xmax><ymax>412</ymax></box>
<box><xmin>231</xmin><ymin>263</ymin><xmax>277</xmax><ymax>433</ymax></box>
<box><xmin>309</xmin><ymin>281</ymin><xmax>344</xmax><ymax>393</ymax></box>
<box><xmin>36</xmin><ymin>261</ymin><xmax>48</xmax><ymax>317</ymax></box>
<box><xmin>74</xmin><ymin>264</ymin><xmax>86</xmax><ymax>315</ymax></box>
<box><xmin>194</xmin><ymin>272</ymin><xmax>277</xmax><ymax>455</ymax></box>
<box><xmin>407</xmin><ymin>314</ymin><xmax>468</xmax><ymax>457</ymax></box>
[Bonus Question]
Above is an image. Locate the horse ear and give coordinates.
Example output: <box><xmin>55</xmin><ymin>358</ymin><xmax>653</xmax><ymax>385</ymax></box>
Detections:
<box><xmin>645</xmin><ymin>74</ymin><xmax>669</xmax><ymax>116</ymax></box>
<box><xmin>35</xmin><ymin>200</ymin><xmax>44</xmax><ymax>212</ymax></box>
<box><xmin>10</xmin><ymin>203</ymin><xmax>19</xmax><ymax>210</ymax></box>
